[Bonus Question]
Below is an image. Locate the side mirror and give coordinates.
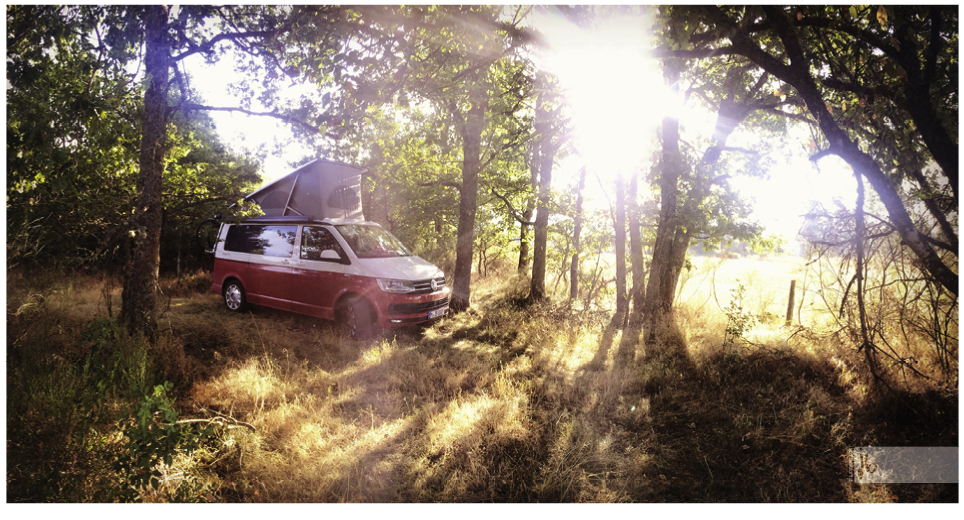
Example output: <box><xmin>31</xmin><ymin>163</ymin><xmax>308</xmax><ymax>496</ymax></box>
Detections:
<box><xmin>196</xmin><ymin>218</ymin><xmax>221</xmax><ymax>253</ymax></box>
<box><xmin>319</xmin><ymin>250</ymin><xmax>342</xmax><ymax>261</ymax></box>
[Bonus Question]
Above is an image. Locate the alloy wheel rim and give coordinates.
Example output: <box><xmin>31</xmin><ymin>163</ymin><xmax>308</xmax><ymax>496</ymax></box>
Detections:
<box><xmin>225</xmin><ymin>285</ymin><xmax>241</xmax><ymax>309</ymax></box>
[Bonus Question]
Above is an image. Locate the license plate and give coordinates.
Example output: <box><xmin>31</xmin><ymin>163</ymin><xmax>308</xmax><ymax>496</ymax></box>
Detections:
<box><xmin>428</xmin><ymin>307</ymin><xmax>448</xmax><ymax>319</ymax></box>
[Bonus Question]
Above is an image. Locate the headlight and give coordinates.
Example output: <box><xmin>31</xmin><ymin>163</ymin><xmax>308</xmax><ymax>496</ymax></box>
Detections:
<box><xmin>377</xmin><ymin>278</ymin><xmax>416</xmax><ymax>293</ymax></box>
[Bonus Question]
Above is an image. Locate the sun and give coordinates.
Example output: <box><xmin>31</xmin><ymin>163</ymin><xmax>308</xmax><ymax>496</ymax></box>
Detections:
<box><xmin>532</xmin><ymin>7</ymin><xmax>673</xmax><ymax>180</ymax></box>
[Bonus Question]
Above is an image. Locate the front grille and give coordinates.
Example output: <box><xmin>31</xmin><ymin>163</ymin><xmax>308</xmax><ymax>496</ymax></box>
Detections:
<box><xmin>388</xmin><ymin>296</ymin><xmax>450</xmax><ymax>315</ymax></box>
<box><xmin>411</xmin><ymin>276</ymin><xmax>446</xmax><ymax>294</ymax></box>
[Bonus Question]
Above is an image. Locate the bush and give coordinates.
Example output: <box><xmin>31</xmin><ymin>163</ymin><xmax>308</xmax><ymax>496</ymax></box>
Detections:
<box><xmin>722</xmin><ymin>281</ymin><xmax>756</xmax><ymax>345</ymax></box>
<box><xmin>113</xmin><ymin>382</ymin><xmax>213</xmax><ymax>501</ymax></box>
<box><xmin>6</xmin><ymin>286</ymin><xmax>213</xmax><ymax>502</ymax></box>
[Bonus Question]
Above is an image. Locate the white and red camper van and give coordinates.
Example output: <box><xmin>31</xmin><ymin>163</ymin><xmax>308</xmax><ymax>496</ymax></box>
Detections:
<box><xmin>209</xmin><ymin>159</ymin><xmax>450</xmax><ymax>338</ymax></box>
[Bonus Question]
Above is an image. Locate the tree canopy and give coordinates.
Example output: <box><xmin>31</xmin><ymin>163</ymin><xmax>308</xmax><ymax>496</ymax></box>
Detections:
<box><xmin>6</xmin><ymin>6</ymin><xmax>957</xmax><ymax>352</ymax></box>
<box><xmin>654</xmin><ymin>6</ymin><xmax>957</xmax><ymax>295</ymax></box>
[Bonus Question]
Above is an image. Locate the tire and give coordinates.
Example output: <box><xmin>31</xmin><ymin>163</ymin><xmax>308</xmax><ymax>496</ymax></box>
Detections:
<box><xmin>339</xmin><ymin>295</ymin><xmax>377</xmax><ymax>340</ymax></box>
<box><xmin>223</xmin><ymin>279</ymin><xmax>247</xmax><ymax>312</ymax></box>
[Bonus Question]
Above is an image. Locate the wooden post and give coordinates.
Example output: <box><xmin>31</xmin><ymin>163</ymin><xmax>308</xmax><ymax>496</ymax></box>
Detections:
<box><xmin>785</xmin><ymin>279</ymin><xmax>796</xmax><ymax>326</ymax></box>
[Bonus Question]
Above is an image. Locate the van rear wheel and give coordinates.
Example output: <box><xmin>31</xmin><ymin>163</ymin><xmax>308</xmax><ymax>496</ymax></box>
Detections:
<box><xmin>339</xmin><ymin>296</ymin><xmax>376</xmax><ymax>340</ymax></box>
<box><xmin>223</xmin><ymin>280</ymin><xmax>247</xmax><ymax>312</ymax></box>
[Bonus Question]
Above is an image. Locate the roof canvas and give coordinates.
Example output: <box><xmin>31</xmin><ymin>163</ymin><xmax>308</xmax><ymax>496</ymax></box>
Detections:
<box><xmin>244</xmin><ymin>159</ymin><xmax>368</xmax><ymax>220</ymax></box>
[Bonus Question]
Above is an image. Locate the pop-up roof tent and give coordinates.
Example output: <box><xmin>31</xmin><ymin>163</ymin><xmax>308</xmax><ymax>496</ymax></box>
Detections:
<box><xmin>244</xmin><ymin>159</ymin><xmax>368</xmax><ymax>220</ymax></box>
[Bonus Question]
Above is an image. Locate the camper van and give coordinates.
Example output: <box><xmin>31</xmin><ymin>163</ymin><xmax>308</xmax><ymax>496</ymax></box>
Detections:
<box><xmin>209</xmin><ymin>159</ymin><xmax>450</xmax><ymax>338</ymax></box>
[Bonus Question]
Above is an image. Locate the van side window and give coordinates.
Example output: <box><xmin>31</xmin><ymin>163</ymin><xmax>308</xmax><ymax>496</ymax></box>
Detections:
<box><xmin>225</xmin><ymin>225</ymin><xmax>296</xmax><ymax>257</ymax></box>
<box><xmin>301</xmin><ymin>227</ymin><xmax>346</xmax><ymax>262</ymax></box>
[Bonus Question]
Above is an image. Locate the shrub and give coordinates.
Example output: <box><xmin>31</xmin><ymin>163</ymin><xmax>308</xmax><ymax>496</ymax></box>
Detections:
<box><xmin>113</xmin><ymin>382</ymin><xmax>213</xmax><ymax>501</ymax></box>
<box><xmin>722</xmin><ymin>281</ymin><xmax>756</xmax><ymax>345</ymax></box>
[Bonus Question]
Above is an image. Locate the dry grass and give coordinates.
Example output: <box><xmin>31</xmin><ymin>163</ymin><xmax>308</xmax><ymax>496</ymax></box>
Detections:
<box><xmin>6</xmin><ymin>260</ymin><xmax>958</xmax><ymax>502</ymax></box>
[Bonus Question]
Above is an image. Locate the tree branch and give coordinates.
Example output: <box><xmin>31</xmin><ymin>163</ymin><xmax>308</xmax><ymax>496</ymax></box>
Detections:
<box><xmin>716</xmin><ymin>6</ymin><xmax>960</xmax><ymax>295</ymax></box>
<box><xmin>717</xmin><ymin>146</ymin><xmax>757</xmax><ymax>156</ymax></box>
<box><xmin>172</xmin><ymin>27</ymin><xmax>290</xmax><ymax>63</ymax></box>
<box><xmin>178</xmin><ymin>103</ymin><xmax>322</xmax><ymax>134</ymax></box>
<box><xmin>652</xmin><ymin>45</ymin><xmax>740</xmax><ymax>60</ymax></box>
<box><xmin>177</xmin><ymin>416</ymin><xmax>256</xmax><ymax>432</ymax></box>
<box><xmin>417</xmin><ymin>180</ymin><xmax>461</xmax><ymax>193</ymax></box>
<box><xmin>490</xmin><ymin>187</ymin><xmax>534</xmax><ymax>225</ymax></box>
<box><xmin>165</xmin><ymin>194</ymin><xmax>248</xmax><ymax>214</ymax></box>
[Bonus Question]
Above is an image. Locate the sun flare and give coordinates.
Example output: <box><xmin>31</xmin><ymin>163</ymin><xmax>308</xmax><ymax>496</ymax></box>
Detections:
<box><xmin>533</xmin><ymin>7</ymin><xmax>670</xmax><ymax>179</ymax></box>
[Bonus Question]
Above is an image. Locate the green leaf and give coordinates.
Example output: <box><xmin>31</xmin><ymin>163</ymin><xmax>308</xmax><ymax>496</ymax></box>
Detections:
<box><xmin>877</xmin><ymin>6</ymin><xmax>888</xmax><ymax>26</ymax></box>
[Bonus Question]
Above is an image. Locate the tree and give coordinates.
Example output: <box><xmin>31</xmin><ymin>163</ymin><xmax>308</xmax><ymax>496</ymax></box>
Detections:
<box><xmin>349</xmin><ymin>105</ymin><xmax>463</xmax><ymax>255</ymax></box>
<box><xmin>159</xmin><ymin>110</ymin><xmax>263</xmax><ymax>275</ymax></box>
<box><xmin>642</xmin><ymin>6</ymin><xmax>957</xmax><ymax>383</ymax></box>
<box><xmin>238</xmin><ymin>6</ymin><xmax>539</xmax><ymax>309</ymax></box>
<box><xmin>126</xmin><ymin>6</ymin><xmax>365</xmax><ymax>339</ymax></box>
<box><xmin>626</xmin><ymin>168</ymin><xmax>646</xmax><ymax>314</ymax></box>
<box><xmin>6</xmin><ymin>6</ymin><xmax>260</xmax><ymax>278</ymax></box>
<box><xmin>373</xmin><ymin>6</ymin><xmax>532</xmax><ymax>311</ymax></box>
<box><xmin>121</xmin><ymin>5</ymin><xmax>172</xmax><ymax>338</ymax></box>
<box><xmin>639</xmin><ymin>7</ymin><xmax>792</xmax><ymax>348</ymax></box>
<box><xmin>7</xmin><ymin>6</ymin><xmax>144</xmax><ymax>270</ymax></box>
<box><xmin>8</xmin><ymin>6</ymin><xmax>360</xmax><ymax>338</ymax></box>
<box><xmin>641</xmin><ymin>57</ymin><xmax>686</xmax><ymax>337</ymax></box>
<box><xmin>569</xmin><ymin>166</ymin><xmax>587</xmax><ymax>301</ymax></box>
<box><xmin>669</xmin><ymin>6</ymin><xmax>958</xmax><ymax>296</ymax></box>
<box><xmin>528</xmin><ymin>71</ymin><xmax>569</xmax><ymax>302</ymax></box>
<box><xmin>486</xmin><ymin>140</ymin><xmax>537</xmax><ymax>274</ymax></box>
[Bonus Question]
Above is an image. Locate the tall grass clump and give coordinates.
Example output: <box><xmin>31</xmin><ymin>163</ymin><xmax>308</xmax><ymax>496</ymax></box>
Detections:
<box><xmin>8</xmin><ymin>259</ymin><xmax>955</xmax><ymax>503</ymax></box>
<box><xmin>7</xmin><ymin>272</ymin><xmax>217</xmax><ymax>502</ymax></box>
<box><xmin>801</xmin><ymin>234</ymin><xmax>958</xmax><ymax>391</ymax></box>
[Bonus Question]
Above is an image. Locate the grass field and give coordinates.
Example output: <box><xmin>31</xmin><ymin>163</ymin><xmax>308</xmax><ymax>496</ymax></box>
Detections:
<box><xmin>5</xmin><ymin>258</ymin><xmax>958</xmax><ymax>502</ymax></box>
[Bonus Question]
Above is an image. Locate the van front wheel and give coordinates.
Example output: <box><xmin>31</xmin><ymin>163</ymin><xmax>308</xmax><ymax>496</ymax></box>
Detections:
<box><xmin>223</xmin><ymin>280</ymin><xmax>247</xmax><ymax>312</ymax></box>
<box><xmin>339</xmin><ymin>296</ymin><xmax>377</xmax><ymax>340</ymax></box>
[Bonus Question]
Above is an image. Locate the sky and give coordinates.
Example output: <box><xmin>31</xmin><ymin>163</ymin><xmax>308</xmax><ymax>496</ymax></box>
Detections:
<box><xmin>182</xmin><ymin>53</ymin><xmax>314</xmax><ymax>183</ymax></box>
<box><xmin>186</xmin><ymin>8</ymin><xmax>861</xmax><ymax>246</ymax></box>
<box><xmin>530</xmin><ymin>7</ymin><xmax>859</xmax><ymax>243</ymax></box>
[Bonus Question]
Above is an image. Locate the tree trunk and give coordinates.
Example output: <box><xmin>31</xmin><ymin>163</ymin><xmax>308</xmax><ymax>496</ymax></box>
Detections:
<box><xmin>435</xmin><ymin>219</ymin><xmax>444</xmax><ymax>250</ymax></box>
<box><xmin>121</xmin><ymin>5</ymin><xmax>170</xmax><ymax>341</ymax></box>
<box><xmin>642</xmin><ymin>59</ymin><xmax>684</xmax><ymax>344</ymax></box>
<box><xmin>529</xmin><ymin>75</ymin><xmax>555</xmax><ymax>302</ymax></box>
<box><xmin>529</xmin><ymin>154</ymin><xmax>553</xmax><ymax>301</ymax></box>
<box><xmin>662</xmin><ymin>226</ymin><xmax>692</xmax><ymax>308</ymax></box>
<box><xmin>517</xmin><ymin>202</ymin><xmax>533</xmax><ymax>273</ymax></box>
<box><xmin>738</xmin><ymin>6</ymin><xmax>958</xmax><ymax>296</ymax></box>
<box><xmin>640</xmin><ymin>56</ymin><xmax>755</xmax><ymax>344</ymax></box>
<box><xmin>519</xmin><ymin>130</ymin><xmax>539</xmax><ymax>274</ymax></box>
<box><xmin>570</xmin><ymin>166</ymin><xmax>586</xmax><ymax>300</ymax></box>
<box><xmin>614</xmin><ymin>173</ymin><xmax>628</xmax><ymax>315</ymax></box>
<box><xmin>627</xmin><ymin>169</ymin><xmax>645</xmax><ymax>316</ymax></box>
<box><xmin>450</xmin><ymin>95</ymin><xmax>486</xmax><ymax>312</ymax></box>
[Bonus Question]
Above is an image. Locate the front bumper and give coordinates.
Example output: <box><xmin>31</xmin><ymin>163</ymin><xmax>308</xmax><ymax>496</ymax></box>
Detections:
<box><xmin>375</xmin><ymin>289</ymin><xmax>451</xmax><ymax>328</ymax></box>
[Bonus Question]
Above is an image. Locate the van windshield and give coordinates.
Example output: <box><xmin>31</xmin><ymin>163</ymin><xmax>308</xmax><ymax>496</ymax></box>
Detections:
<box><xmin>335</xmin><ymin>224</ymin><xmax>412</xmax><ymax>259</ymax></box>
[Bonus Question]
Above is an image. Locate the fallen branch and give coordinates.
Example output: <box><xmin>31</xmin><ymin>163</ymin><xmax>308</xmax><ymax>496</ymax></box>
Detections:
<box><xmin>177</xmin><ymin>415</ymin><xmax>256</xmax><ymax>432</ymax></box>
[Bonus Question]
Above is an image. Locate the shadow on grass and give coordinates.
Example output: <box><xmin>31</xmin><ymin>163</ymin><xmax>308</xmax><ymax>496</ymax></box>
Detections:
<box><xmin>633</xmin><ymin>315</ymin><xmax>958</xmax><ymax>502</ymax></box>
<box><xmin>239</xmin><ymin>303</ymin><xmax>563</xmax><ymax>501</ymax></box>
<box><xmin>12</xmin><ymin>269</ymin><xmax>954</xmax><ymax>503</ymax></box>
<box><xmin>585</xmin><ymin>314</ymin><xmax>623</xmax><ymax>371</ymax></box>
